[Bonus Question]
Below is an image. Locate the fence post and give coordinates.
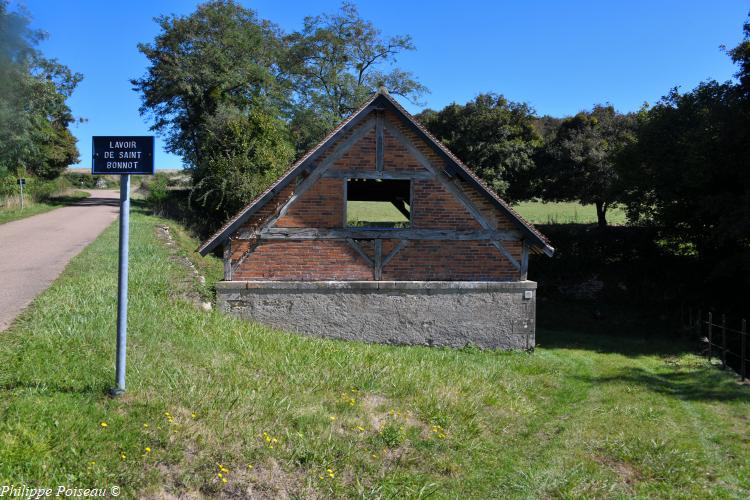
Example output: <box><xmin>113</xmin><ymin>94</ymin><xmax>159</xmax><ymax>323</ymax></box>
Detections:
<box><xmin>708</xmin><ymin>311</ymin><xmax>714</xmax><ymax>364</ymax></box>
<box><xmin>741</xmin><ymin>319</ymin><xmax>747</xmax><ymax>382</ymax></box>
<box><xmin>721</xmin><ymin>314</ymin><xmax>727</xmax><ymax>370</ymax></box>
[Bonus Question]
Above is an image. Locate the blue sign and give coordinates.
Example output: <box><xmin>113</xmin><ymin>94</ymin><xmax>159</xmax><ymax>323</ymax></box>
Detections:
<box><xmin>92</xmin><ymin>136</ymin><xmax>154</xmax><ymax>175</ymax></box>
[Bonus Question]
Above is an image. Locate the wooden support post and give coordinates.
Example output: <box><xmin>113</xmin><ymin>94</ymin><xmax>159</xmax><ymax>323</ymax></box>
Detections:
<box><xmin>223</xmin><ymin>241</ymin><xmax>232</xmax><ymax>281</ymax></box>
<box><xmin>346</xmin><ymin>238</ymin><xmax>374</xmax><ymax>268</ymax></box>
<box><xmin>721</xmin><ymin>314</ymin><xmax>727</xmax><ymax>370</ymax></box>
<box><xmin>712</xmin><ymin>310</ymin><xmax>714</xmax><ymax>363</ymax></box>
<box><xmin>520</xmin><ymin>242</ymin><xmax>529</xmax><ymax>280</ymax></box>
<box><xmin>375</xmin><ymin>112</ymin><xmax>384</xmax><ymax>172</ymax></box>
<box><xmin>381</xmin><ymin>240</ymin><xmax>407</xmax><ymax>269</ymax></box>
<box><xmin>741</xmin><ymin>318</ymin><xmax>747</xmax><ymax>382</ymax></box>
<box><xmin>374</xmin><ymin>240</ymin><xmax>382</xmax><ymax>280</ymax></box>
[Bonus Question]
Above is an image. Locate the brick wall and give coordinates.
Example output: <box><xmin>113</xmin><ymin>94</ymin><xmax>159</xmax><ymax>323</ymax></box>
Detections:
<box><xmin>229</xmin><ymin>109</ymin><xmax>523</xmax><ymax>281</ymax></box>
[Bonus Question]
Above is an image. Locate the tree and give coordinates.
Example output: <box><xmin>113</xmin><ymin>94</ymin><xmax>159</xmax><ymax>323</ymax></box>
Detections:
<box><xmin>620</xmin><ymin>82</ymin><xmax>749</xmax><ymax>255</ymax></box>
<box><xmin>539</xmin><ymin>105</ymin><xmax>636</xmax><ymax>227</ymax></box>
<box><xmin>285</xmin><ymin>2</ymin><xmax>427</xmax><ymax>152</ymax></box>
<box><xmin>726</xmin><ymin>13</ymin><xmax>750</xmax><ymax>92</ymax></box>
<box><xmin>620</xmin><ymin>13</ymin><xmax>750</xmax><ymax>257</ymax></box>
<box><xmin>0</xmin><ymin>1</ymin><xmax>81</xmax><ymax>179</ymax></box>
<box><xmin>132</xmin><ymin>0</ymin><xmax>294</xmax><ymax>218</ymax></box>
<box><xmin>417</xmin><ymin>93</ymin><xmax>540</xmax><ymax>199</ymax></box>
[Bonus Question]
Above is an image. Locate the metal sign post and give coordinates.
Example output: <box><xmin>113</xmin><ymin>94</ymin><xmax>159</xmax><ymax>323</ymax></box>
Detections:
<box><xmin>92</xmin><ymin>136</ymin><xmax>154</xmax><ymax>397</ymax></box>
<box><xmin>112</xmin><ymin>174</ymin><xmax>130</xmax><ymax>396</ymax></box>
<box><xmin>17</xmin><ymin>178</ymin><xmax>25</xmax><ymax>210</ymax></box>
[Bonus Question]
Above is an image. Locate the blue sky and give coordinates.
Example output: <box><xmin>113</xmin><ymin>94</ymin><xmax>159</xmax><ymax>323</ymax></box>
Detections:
<box><xmin>11</xmin><ymin>0</ymin><xmax>749</xmax><ymax>169</ymax></box>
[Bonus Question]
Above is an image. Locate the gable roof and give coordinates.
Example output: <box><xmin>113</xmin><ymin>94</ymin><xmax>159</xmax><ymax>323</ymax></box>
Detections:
<box><xmin>198</xmin><ymin>89</ymin><xmax>554</xmax><ymax>257</ymax></box>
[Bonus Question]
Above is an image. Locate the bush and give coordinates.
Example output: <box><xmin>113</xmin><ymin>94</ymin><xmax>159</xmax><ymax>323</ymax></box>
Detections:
<box><xmin>0</xmin><ymin>174</ymin><xmax>71</xmax><ymax>204</ymax></box>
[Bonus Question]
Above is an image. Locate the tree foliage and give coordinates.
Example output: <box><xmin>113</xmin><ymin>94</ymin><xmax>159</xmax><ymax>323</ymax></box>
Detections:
<box><xmin>538</xmin><ymin>105</ymin><xmax>636</xmax><ymax>227</ymax></box>
<box><xmin>620</xmin><ymin>82</ymin><xmax>749</xmax><ymax>255</ymax></box>
<box><xmin>133</xmin><ymin>1</ymin><xmax>427</xmax><ymax>222</ymax></box>
<box><xmin>0</xmin><ymin>1</ymin><xmax>81</xmax><ymax>180</ymax></box>
<box><xmin>285</xmin><ymin>2</ymin><xmax>427</xmax><ymax>152</ymax></box>
<box><xmin>619</xmin><ymin>12</ymin><xmax>750</xmax><ymax>261</ymax></box>
<box><xmin>417</xmin><ymin>93</ymin><xmax>540</xmax><ymax>199</ymax></box>
<box><xmin>132</xmin><ymin>0</ymin><xmax>294</xmax><ymax>218</ymax></box>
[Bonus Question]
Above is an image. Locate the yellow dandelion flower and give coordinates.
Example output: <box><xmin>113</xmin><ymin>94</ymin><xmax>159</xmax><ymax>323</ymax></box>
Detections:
<box><xmin>191</xmin><ymin>412</ymin><xmax>197</xmax><ymax>419</ymax></box>
<box><xmin>99</xmin><ymin>421</ymin><xmax>108</xmax><ymax>428</ymax></box>
<box><xmin>271</xmin><ymin>438</ymin><xmax>278</xmax><ymax>444</ymax></box>
<box><xmin>120</xmin><ymin>452</ymin><xmax>126</xmax><ymax>461</ymax></box>
<box><xmin>143</xmin><ymin>423</ymin><xmax>149</xmax><ymax>428</ymax></box>
<box><xmin>319</xmin><ymin>475</ymin><xmax>324</xmax><ymax>480</ymax></box>
<box><xmin>329</xmin><ymin>416</ymin><xmax>336</xmax><ymax>421</ymax></box>
<box><xmin>221</xmin><ymin>477</ymin><xmax>227</xmax><ymax>484</ymax></box>
<box><xmin>217</xmin><ymin>473</ymin><xmax>223</xmax><ymax>479</ymax></box>
<box><xmin>144</xmin><ymin>447</ymin><xmax>151</xmax><ymax>453</ymax></box>
<box><xmin>357</xmin><ymin>426</ymin><xmax>365</xmax><ymax>432</ymax></box>
<box><xmin>247</xmin><ymin>464</ymin><xmax>253</xmax><ymax>469</ymax></box>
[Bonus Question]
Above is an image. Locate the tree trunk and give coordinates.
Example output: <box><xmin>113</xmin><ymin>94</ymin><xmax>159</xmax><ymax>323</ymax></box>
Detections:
<box><xmin>595</xmin><ymin>201</ymin><xmax>607</xmax><ymax>228</ymax></box>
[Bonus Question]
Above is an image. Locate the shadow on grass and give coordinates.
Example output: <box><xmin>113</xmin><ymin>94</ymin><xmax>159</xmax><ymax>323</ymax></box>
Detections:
<box><xmin>572</xmin><ymin>365</ymin><xmax>750</xmax><ymax>403</ymax></box>
<box><xmin>0</xmin><ymin>379</ymin><xmax>111</xmax><ymax>398</ymax></box>
<box><xmin>537</xmin><ymin>328</ymin><xmax>696</xmax><ymax>357</ymax></box>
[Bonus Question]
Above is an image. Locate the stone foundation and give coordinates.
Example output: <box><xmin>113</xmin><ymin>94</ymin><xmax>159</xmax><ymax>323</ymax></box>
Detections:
<box><xmin>217</xmin><ymin>281</ymin><xmax>537</xmax><ymax>350</ymax></box>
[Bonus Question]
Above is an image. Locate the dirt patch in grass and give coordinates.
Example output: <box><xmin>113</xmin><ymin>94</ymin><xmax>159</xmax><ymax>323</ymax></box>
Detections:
<box><xmin>594</xmin><ymin>455</ymin><xmax>643</xmax><ymax>486</ymax></box>
<box><xmin>362</xmin><ymin>394</ymin><xmax>426</xmax><ymax>433</ymax></box>
<box><xmin>221</xmin><ymin>459</ymin><xmax>318</xmax><ymax>500</ymax></box>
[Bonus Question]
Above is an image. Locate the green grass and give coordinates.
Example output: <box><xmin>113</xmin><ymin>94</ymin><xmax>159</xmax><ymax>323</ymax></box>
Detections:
<box><xmin>1</xmin><ymin>211</ymin><xmax>749</xmax><ymax>498</ymax></box>
<box><xmin>0</xmin><ymin>190</ymin><xmax>91</xmax><ymax>225</ymax></box>
<box><xmin>347</xmin><ymin>201</ymin><xmax>410</xmax><ymax>227</ymax></box>
<box><xmin>346</xmin><ymin>199</ymin><xmax>627</xmax><ymax>226</ymax></box>
<box><xmin>513</xmin><ymin>201</ymin><xmax>628</xmax><ymax>225</ymax></box>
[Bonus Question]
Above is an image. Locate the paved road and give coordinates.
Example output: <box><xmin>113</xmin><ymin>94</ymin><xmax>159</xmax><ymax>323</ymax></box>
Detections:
<box><xmin>0</xmin><ymin>190</ymin><xmax>121</xmax><ymax>331</ymax></box>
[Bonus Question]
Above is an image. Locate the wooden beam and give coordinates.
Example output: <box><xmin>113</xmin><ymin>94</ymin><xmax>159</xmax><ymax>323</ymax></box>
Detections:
<box><xmin>259</xmin><ymin>119</ymin><xmax>376</xmax><ymax>232</ymax></box>
<box><xmin>323</xmin><ymin>170</ymin><xmax>433</xmax><ymax>180</ymax></box>
<box><xmin>381</xmin><ymin>240</ymin><xmax>407</xmax><ymax>269</ymax></box>
<box><xmin>223</xmin><ymin>241</ymin><xmax>232</xmax><ymax>281</ymax></box>
<box><xmin>374</xmin><ymin>240</ymin><xmax>382</xmax><ymax>280</ymax></box>
<box><xmin>346</xmin><ymin>238</ymin><xmax>374</xmax><ymax>268</ymax></box>
<box><xmin>252</xmin><ymin>227</ymin><xmax>521</xmax><ymax>241</ymax></box>
<box><xmin>520</xmin><ymin>241</ymin><xmax>529</xmax><ymax>280</ymax></box>
<box><xmin>376</xmin><ymin>112</ymin><xmax>384</xmax><ymax>172</ymax></box>
<box><xmin>384</xmin><ymin>122</ymin><xmax>521</xmax><ymax>270</ymax></box>
<box><xmin>231</xmin><ymin>238</ymin><xmax>261</xmax><ymax>276</ymax></box>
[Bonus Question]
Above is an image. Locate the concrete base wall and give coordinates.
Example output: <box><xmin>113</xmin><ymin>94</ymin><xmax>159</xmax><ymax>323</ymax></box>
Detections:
<box><xmin>216</xmin><ymin>281</ymin><xmax>537</xmax><ymax>350</ymax></box>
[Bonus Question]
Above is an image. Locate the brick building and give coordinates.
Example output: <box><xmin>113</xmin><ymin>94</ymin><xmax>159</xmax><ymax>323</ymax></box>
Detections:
<box><xmin>199</xmin><ymin>89</ymin><xmax>554</xmax><ymax>349</ymax></box>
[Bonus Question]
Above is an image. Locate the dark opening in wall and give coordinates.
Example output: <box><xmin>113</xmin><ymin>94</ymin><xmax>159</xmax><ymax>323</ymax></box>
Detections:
<box><xmin>346</xmin><ymin>178</ymin><xmax>411</xmax><ymax>228</ymax></box>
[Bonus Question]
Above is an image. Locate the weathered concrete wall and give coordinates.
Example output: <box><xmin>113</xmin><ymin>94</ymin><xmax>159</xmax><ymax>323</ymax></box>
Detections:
<box><xmin>217</xmin><ymin>281</ymin><xmax>537</xmax><ymax>350</ymax></box>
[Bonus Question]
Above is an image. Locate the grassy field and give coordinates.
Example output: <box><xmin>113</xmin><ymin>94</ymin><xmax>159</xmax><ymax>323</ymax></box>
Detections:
<box><xmin>345</xmin><ymin>199</ymin><xmax>627</xmax><ymax>226</ymax></box>
<box><xmin>347</xmin><ymin>201</ymin><xmax>410</xmax><ymax>227</ymax></box>
<box><xmin>513</xmin><ymin>201</ymin><xmax>627</xmax><ymax>225</ymax></box>
<box><xmin>0</xmin><ymin>190</ymin><xmax>91</xmax><ymax>225</ymax></box>
<box><xmin>1</xmin><ymin>211</ymin><xmax>748</xmax><ymax>498</ymax></box>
